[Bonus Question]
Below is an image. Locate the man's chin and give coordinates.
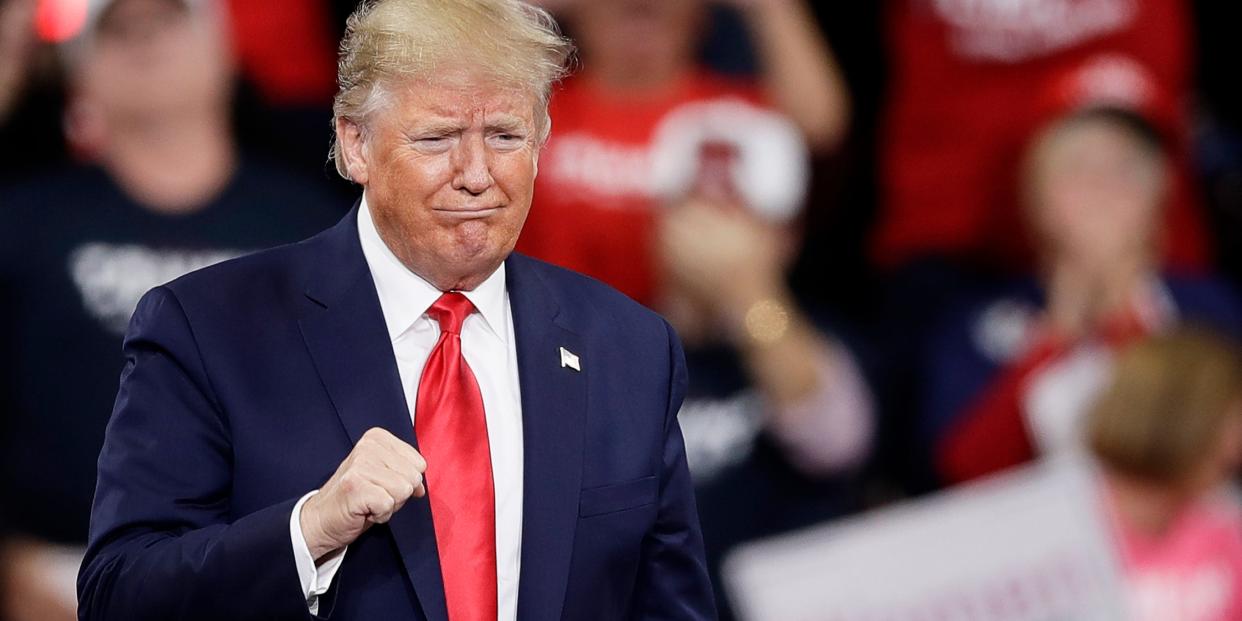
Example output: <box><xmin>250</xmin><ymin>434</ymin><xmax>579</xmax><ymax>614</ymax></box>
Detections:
<box><xmin>438</xmin><ymin>251</ymin><xmax>508</xmax><ymax>291</ymax></box>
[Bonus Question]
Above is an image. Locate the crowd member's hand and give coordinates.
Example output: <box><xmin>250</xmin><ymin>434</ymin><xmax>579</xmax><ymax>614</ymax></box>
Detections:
<box><xmin>1044</xmin><ymin>261</ymin><xmax>1097</xmax><ymax>339</ymax></box>
<box><xmin>300</xmin><ymin>428</ymin><xmax>427</xmax><ymax>562</ymax></box>
<box><xmin>657</xmin><ymin>198</ymin><xmax>786</xmax><ymax>315</ymax></box>
<box><xmin>1044</xmin><ymin>259</ymin><xmax>1142</xmax><ymax>336</ymax></box>
<box><xmin>1043</xmin><ymin>210</ymin><xmax>1150</xmax><ymax>341</ymax></box>
<box><xmin>0</xmin><ymin>0</ymin><xmax>37</xmax><ymax>122</ymax></box>
<box><xmin>657</xmin><ymin>199</ymin><xmax>869</xmax><ymax>466</ymax></box>
<box><xmin>714</xmin><ymin>0</ymin><xmax>850</xmax><ymax>151</ymax></box>
<box><xmin>0</xmin><ymin>539</ymin><xmax>78</xmax><ymax>621</ymax></box>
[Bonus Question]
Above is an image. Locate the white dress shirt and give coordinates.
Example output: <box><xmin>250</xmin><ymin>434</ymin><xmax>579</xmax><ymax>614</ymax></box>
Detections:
<box><xmin>290</xmin><ymin>197</ymin><xmax>525</xmax><ymax>619</ymax></box>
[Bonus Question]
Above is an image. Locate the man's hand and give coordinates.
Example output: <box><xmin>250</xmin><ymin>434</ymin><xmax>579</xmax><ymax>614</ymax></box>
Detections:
<box><xmin>300</xmin><ymin>428</ymin><xmax>427</xmax><ymax>561</ymax></box>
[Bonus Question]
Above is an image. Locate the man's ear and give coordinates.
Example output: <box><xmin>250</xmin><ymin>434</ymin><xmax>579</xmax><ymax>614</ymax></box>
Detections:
<box><xmin>336</xmin><ymin>117</ymin><xmax>370</xmax><ymax>185</ymax></box>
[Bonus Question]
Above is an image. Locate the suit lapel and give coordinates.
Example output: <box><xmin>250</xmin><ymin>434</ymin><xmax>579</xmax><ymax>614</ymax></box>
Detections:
<box><xmin>297</xmin><ymin>207</ymin><xmax>449</xmax><ymax>621</ymax></box>
<box><xmin>508</xmin><ymin>254</ymin><xmax>586</xmax><ymax>621</ymax></box>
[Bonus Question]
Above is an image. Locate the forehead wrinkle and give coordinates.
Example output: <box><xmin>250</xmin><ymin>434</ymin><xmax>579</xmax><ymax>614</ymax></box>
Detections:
<box><xmin>402</xmin><ymin>110</ymin><xmax>530</xmax><ymax>132</ymax></box>
<box><xmin>405</xmin><ymin>66</ymin><xmax>533</xmax><ymax>102</ymax></box>
<box><xmin>400</xmin><ymin>80</ymin><xmax>524</xmax><ymax>107</ymax></box>
<box><xmin>391</xmin><ymin>88</ymin><xmax>535</xmax><ymax>135</ymax></box>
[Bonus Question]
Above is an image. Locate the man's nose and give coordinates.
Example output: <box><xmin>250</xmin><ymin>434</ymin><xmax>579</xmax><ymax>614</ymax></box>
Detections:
<box><xmin>451</xmin><ymin>133</ymin><xmax>494</xmax><ymax>195</ymax></box>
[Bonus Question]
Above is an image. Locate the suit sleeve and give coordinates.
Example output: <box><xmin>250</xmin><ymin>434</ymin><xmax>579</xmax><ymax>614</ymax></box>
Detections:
<box><xmin>628</xmin><ymin>320</ymin><xmax>718</xmax><ymax>621</ymax></box>
<box><xmin>77</xmin><ymin>286</ymin><xmax>313</xmax><ymax>621</ymax></box>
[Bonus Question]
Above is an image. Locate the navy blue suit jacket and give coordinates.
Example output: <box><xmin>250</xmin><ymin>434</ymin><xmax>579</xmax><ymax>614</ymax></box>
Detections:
<box><xmin>77</xmin><ymin>208</ymin><xmax>716</xmax><ymax>620</ymax></box>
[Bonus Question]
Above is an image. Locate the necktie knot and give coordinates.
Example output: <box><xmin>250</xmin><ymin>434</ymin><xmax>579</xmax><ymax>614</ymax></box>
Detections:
<box><xmin>427</xmin><ymin>292</ymin><xmax>475</xmax><ymax>335</ymax></box>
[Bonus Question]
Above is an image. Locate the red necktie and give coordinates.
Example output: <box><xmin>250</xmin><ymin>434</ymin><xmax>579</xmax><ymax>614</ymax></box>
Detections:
<box><xmin>415</xmin><ymin>292</ymin><xmax>498</xmax><ymax>621</ymax></box>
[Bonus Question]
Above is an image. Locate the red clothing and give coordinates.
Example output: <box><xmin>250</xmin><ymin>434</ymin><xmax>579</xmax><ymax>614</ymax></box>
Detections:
<box><xmin>878</xmin><ymin>0</ymin><xmax>1205</xmax><ymax>271</ymax></box>
<box><xmin>225</xmin><ymin>0</ymin><xmax>338</xmax><ymax>105</ymax></box>
<box><xmin>938</xmin><ymin>281</ymin><xmax>1169</xmax><ymax>484</ymax></box>
<box><xmin>1107</xmin><ymin>491</ymin><xmax>1242</xmax><ymax>621</ymax></box>
<box><xmin>518</xmin><ymin>72</ymin><xmax>763</xmax><ymax>306</ymax></box>
<box><xmin>936</xmin><ymin>332</ymin><xmax>1059</xmax><ymax>483</ymax></box>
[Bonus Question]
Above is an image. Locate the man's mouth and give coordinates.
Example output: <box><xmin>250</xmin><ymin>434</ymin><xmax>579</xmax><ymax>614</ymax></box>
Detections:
<box><xmin>433</xmin><ymin>206</ymin><xmax>503</xmax><ymax>219</ymax></box>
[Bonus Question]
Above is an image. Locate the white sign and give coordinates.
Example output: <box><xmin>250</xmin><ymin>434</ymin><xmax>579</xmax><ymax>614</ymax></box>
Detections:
<box><xmin>723</xmin><ymin>458</ymin><xmax>1127</xmax><ymax>621</ymax></box>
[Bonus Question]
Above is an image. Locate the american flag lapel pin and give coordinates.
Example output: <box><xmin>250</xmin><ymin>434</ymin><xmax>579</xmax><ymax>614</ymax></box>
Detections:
<box><xmin>559</xmin><ymin>346</ymin><xmax>581</xmax><ymax>372</ymax></box>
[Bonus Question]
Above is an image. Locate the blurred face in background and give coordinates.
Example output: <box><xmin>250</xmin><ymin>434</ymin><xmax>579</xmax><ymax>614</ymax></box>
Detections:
<box><xmin>1024</xmin><ymin>111</ymin><xmax>1168</xmax><ymax>269</ymax></box>
<box><xmin>73</xmin><ymin>0</ymin><xmax>232</xmax><ymax>124</ymax></box>
<box><xmin>570</xmin><ymin>0</ymin><xmax>703</xmax><ymax>86</ymax></box>
<box><xmin>0</xmin><ymin>0</ymin><xmax>38</xmax><ymax>117</ymax></box>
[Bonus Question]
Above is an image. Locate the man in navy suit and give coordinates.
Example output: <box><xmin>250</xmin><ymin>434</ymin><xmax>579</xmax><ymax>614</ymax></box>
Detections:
<box><xmin>76</xmin><ymin>1</ymin><xmax>716</xmax><ymax>619</ymax></box>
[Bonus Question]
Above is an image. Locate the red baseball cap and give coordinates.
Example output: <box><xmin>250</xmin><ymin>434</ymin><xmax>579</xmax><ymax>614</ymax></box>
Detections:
<box><xmin>1034</xmin><ymin>52</ymin><xmax>1180</xmax><ymax>147</ymax></box>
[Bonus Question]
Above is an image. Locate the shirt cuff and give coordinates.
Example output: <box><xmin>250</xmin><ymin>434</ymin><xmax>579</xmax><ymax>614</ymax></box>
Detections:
<box><xmin>290</xmin><ymin>490</ymin><xmax>347</xmax><ymax>615</ymax></box>
<box><xmin>768</xmin><ymin>342</ymin><xmax>874</xmax><ymax>474</ymax></box>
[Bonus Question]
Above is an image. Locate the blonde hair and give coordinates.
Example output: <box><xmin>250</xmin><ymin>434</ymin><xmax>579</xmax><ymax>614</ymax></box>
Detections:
<box><xmin>330</xmin><ymin>0</ymin><xmax>574</xmax><ymax>178</ymax></box>
<box><xmin>1087</xmin><ymin>327</ymin><xmax>1242</xmax><ymax>484</ymax></box>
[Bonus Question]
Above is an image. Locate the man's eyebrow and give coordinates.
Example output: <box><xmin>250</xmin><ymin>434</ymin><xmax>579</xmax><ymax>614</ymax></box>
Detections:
<box><xmin>486</xmin><ymin>115</ymin><xmax>529</xmax><ymax>132</ymax></box>
<box><xmin>406</xmin><ymin>119</ymin><xmax>466</xmax><ymax>135</ymax></box>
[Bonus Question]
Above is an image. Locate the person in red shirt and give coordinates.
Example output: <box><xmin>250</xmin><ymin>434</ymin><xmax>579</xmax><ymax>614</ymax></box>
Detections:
<box><xmin>877</xmin><ymin>0</ymin><xmax>1205</xmax><ymax>273</ymax></box>
<box><xmin>519</xmin><ymin>0</ymin><xmax>848</xmax><ymax>305</ymax></box>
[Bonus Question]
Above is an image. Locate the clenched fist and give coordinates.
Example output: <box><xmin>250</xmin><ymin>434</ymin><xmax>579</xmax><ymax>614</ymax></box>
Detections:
<box><xmin>300</xmin><ymin>428</ymin><xmax>428</xmax><ymax>561</ymax></box>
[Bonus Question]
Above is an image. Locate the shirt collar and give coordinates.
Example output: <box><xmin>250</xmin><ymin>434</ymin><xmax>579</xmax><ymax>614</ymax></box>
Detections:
<box><xmin>357</xmin><ymin>195</ymin><xmax>509</xmax><ymax>343</ymax></box>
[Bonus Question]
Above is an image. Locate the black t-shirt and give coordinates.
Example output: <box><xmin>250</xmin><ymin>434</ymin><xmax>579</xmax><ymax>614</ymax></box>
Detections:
<box><xmin>681</xmin><ymin>343</ymin><xmax>864</xmax><ymax>621</ymax></box>
<box><xmin>0</xmin><ymin>160</ymin><xmax>344</xmax><ymax>543</ymax></box>
<box><xmin>0</xmin><ymin>81</ymin><xmax>68</xmax><ymax>188</ymax></box>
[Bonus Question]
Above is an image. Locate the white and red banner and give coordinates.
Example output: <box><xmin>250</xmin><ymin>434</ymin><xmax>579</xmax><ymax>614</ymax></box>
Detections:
<box><xmin>723</xmin><ymin>459</ymin><xmax>1127</xmax><ymax>621</ymax></box>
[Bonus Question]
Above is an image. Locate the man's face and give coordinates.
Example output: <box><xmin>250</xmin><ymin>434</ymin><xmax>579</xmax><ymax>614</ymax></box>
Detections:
<box><xmin>346</xmin><ymin>71</ymin><xmax>541</xmax><ymax>290</ymax></box>
<box><xmin>573</xmin><ymin>0</ymin><xmax>702</xmax><ymax>72</ymax></box>
<box><xmin>79</xmin><ymin>0</ymin><xmax>231</xmax><ymax>120</ymax></box>
<box><xmin>1026</xmin><ymin>117</ymin><xmax>1166</xmax><ymax>266</ymax></box>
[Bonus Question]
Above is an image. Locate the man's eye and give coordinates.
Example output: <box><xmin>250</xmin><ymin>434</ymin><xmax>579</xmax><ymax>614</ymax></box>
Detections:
<box><xmin>490</xmin><ymin>134</ymin><xmax>525</xmax><ymax>147</ymax></box>
<box><xmin>413</xmin><ymin>136</ymin><xmax>452</xmax><ymax>150</ymax></box>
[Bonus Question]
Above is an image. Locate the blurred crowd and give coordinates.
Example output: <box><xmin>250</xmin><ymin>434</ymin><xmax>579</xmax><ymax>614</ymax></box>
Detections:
<box><xmin>3</xmin><ymin>0</ymin><xmax>1242</xmax><ymax>619</ymax></box>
